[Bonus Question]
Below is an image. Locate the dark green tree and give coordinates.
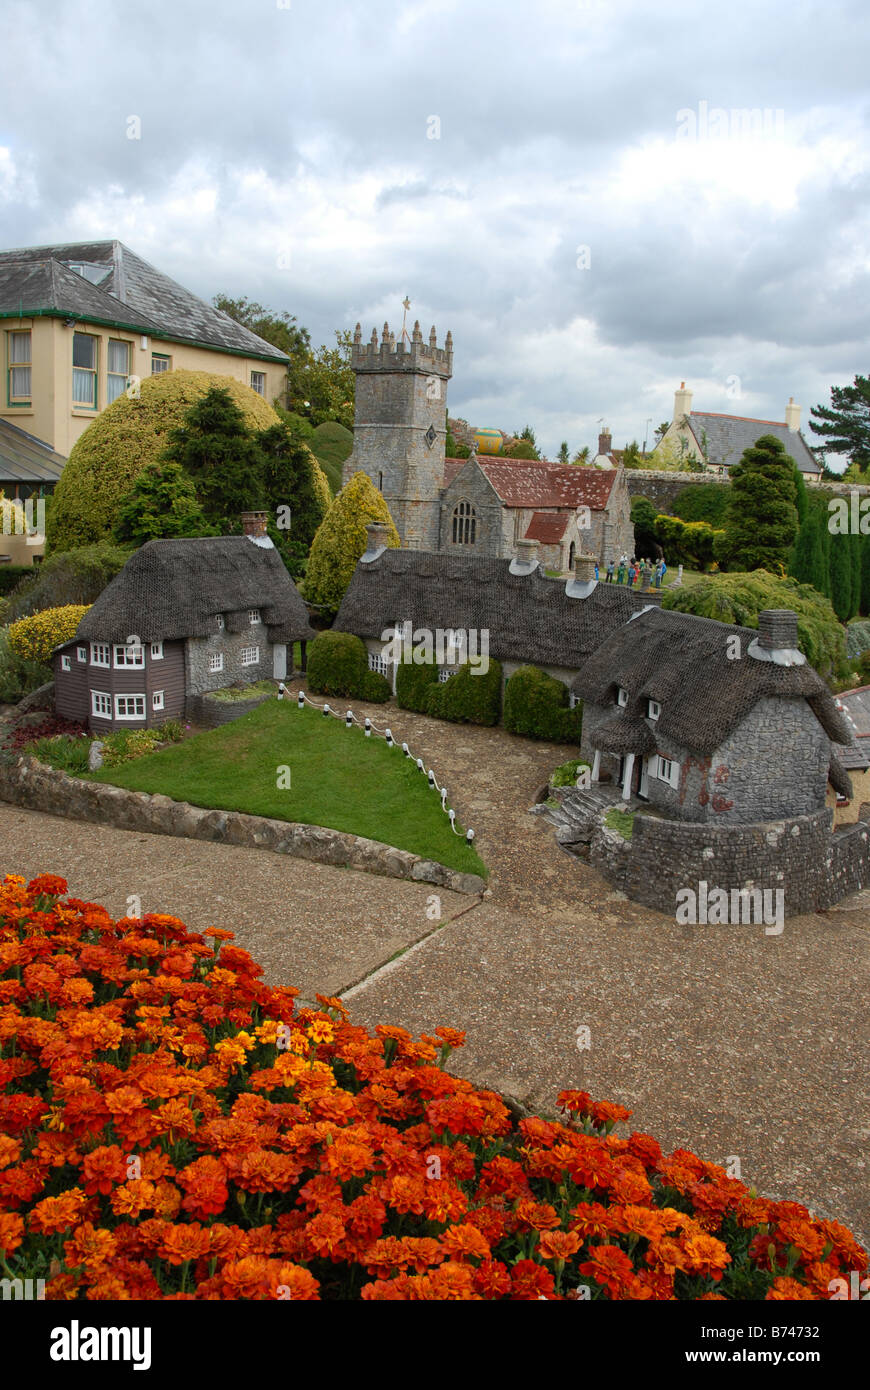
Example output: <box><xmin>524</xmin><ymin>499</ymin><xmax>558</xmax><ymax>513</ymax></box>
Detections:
<box><xmin>850</xmin><ymin>532</ymin><xmax>863</xmax><ymax>618</ymax></box>
<box><xmin>257</xmin><ymin>422</ymin><xmax>330</xmax><ymax>552</ymax></box>
<box><xmin>630</xmin><ymin>496</ymin><xmax>660</xmax><ymax>556</ymax></box>
<box><xmin>829</xmin><ymin>532</ymin><xmax>853</xmax><ymax>621</ymax></box>
<box><xmin>809</xmin><ymin>375</ymin><xmax>870</xmax><ymax>473</ymax></box>
<box><xmin>717</xmin><ymin>434</ymin><xmax>799</xmax><ymax>572</ymax></box>
<box><xmin>557</xmin><ymin>440</ymin><xmax>570</xmax><ymax>465</ymax></box>
<box><xmin>212</xmin><ymin>294</ymin><xmax>310</xmax><ymax>359</ymax></box>
<box><xmin>621</xmin><ymin>440</ymin><xmax>642</xmax><ymax>469</ymax></box>
<box><xmin>114</xmin><ymin>462</ymin><xmax>215</xmax><ymax>545</ymax></box>
<box><xmin>862</xmin><ymin>535</ymin><xmax>870</xmax><ymax>615</ymax></box>
<box><xmin>789</xmin><ymin>508</ymin><xmax>827</xmax><ymax>594</ymax></box>
<box><xmin>160</xmin><ymin>386</ymin><xmax>267</xmax><ymax>526</ymax></box>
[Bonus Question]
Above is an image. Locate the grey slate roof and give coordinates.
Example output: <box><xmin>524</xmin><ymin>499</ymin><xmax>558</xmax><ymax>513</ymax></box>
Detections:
<box><xmin>571</xmin><ymin>605</ymin><xmax>851</xmax><ymax>756</ymax></box>
<box><xmin>0</xmin><ymin>241</ymin><xmax>288</xmax><ymax>364</ymax></box>
<box><xmin>333</xmin><ymin>549</ymin><xmax>646</xmax><ymax>669</ymax></box>
<box><xmin>0</xmin><ymin>418</ymin><xmax>66</xmax><ymax>484</ymax></box>
<box><xmin>71</xmin><ymin>537</ymin><xmax>315</xmax><ymax>646</ymax></box>
<box><xmin>833</xmin><ymin>686</ymin><xmax>870</xmax><ymax>771</ymax></box>
<box><xmin>686</xmin><ymin>412</ymin><xmax>820</xmax><ymax>475</ymax></box>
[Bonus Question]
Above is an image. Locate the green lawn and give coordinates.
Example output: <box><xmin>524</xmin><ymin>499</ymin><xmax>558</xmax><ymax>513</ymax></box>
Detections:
<box><xmin>86</xmin><ymin>700</ymin><xmax>486</xmax><ymax>877</ymax></box>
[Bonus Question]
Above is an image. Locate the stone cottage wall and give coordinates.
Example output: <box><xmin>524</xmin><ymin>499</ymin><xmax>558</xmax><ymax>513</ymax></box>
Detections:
<box><xmin>186</xmin><ymin>623</ymin><xmax>275</xmax><ymax>700</ymax></box>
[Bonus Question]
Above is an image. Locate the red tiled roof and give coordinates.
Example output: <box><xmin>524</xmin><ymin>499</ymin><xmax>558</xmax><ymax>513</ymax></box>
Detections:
<box><xmin>524</xmin><ymin>511</ymin><xmax>570</xmax><ymax>542</ymax></box>
<box><xmin>443</xmin><ymin>457</ymin><xmax>469</xmax><ymax>487</ymax></box>
<box><xmin>477</xmin><ymin>460</ymin><xmax>616</xmax><ymax>509</ymax></box>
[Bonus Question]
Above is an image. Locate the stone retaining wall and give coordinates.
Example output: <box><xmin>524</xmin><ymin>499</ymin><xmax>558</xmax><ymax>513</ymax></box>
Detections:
<box><xmin>0</xmin><ymin>756</ymin><xmax>486</xmax><ymax>895</ymax></box>
<box><xmin>626</xmin><ymin>469</ymin><xmax>870</xmax><ymax>516</ymax></box>
<box><xmin>588</xmin><ymin>807</ymin><xmax>870</xmax><ymax>918</ymax></box>
<box><xmin>186</xmin><ymin>691</ymin><xmax>274</xmax><ymax>728</ymax></box>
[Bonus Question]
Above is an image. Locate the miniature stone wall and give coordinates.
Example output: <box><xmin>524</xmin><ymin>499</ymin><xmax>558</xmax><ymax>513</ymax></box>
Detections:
<box><xmin>0</xmin><ymin>756</ymin><xmax>485</xmax><ymax>895</ymax></box>
<box><xmin>186</xmin><ymin>690</ymin><xmax>274</xmax><ymax>728</ymax></box>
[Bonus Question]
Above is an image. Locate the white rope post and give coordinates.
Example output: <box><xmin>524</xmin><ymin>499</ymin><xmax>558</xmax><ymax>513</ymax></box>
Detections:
<box><xmin>345</xmin><ymin>710</ymin><xmax>353</xmax><ymax>728</ymax></box>
<box><xmin>297</xmin><ymin>691</ymin><xmax>305</xmax><ymax>709</ymax></box>
<box><xmin>385</xmin><ymin>729</ymin><xmax>393</xmax><ymax>749</ymax></box>
<box><xmin>364</xmin><ymin>718</ymin><xmax>372</xmax><ymax>737</ymax></box>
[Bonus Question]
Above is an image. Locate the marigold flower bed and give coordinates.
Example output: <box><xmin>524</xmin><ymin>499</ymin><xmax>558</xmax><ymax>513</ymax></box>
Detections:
<box><xmin>0</xmin><ymin>873</ymin><xmax>865</xmax><ymax>1301</ymax></box>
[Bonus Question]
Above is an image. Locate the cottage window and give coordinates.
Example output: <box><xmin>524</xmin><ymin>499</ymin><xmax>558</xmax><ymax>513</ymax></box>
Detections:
<box><xmin>60</xmin><ymin>654</ymin><xmax>71</xmax><ymax>672</ymax></box>
<box><xmin>152</xmin><ymin>690</ymin><xmax>164</xmax><ymax>711</ymax></box>
<box><xmin>647</xmin><ymin>699</ymin><xmax>661</xmax><ymax>721</ymax></box>
<box><xmin>77</xmin><ymin>646</ymin><xmax>87</xmax><ymax>663</ymax></box>
<box><xmin>114</xmin><ymin>642</ymin><xmax>144</xmax><ymax>668</ymax></box>
<box><xmin>616</xmin><ymin>688</ymin><xmax>628</xmax><ymax>708</ymax></box>
<box><xmin>368</xmin><ymin>652</ymin><xmax>390</xmax><ymax>677</ymax></box>
<box><xmin>452</xmin><ymin>500</ymin><xmax>477</xmax><ymax>545</ymax></box>
<box><xmin>241</xmin><ymin>646</ymin><xmax>259</xmax><ymax>667</ymax></box>
<box><xmin>72</xmin><ymin>332</ymin><xmax>98</xmax><ymax>408</ymax></box>
<box><xmin>7</xmin><ymin>330</ymin><xmax>31</xmax><ymax>403</ymax></box>
<box><xmin>215</xmin><ymin>614</ymin><xmax>225</xmax><ymax>631</ymax></box>
<box><xmin>209</xmin><ymin>653</ymin><xmax>224</xmax><ymax>673</ymax></box>
<box><xmin>151</xmin><ymin>641</ymin><xmax>163</xmax><ymax>659</ymax></box>
<box><xmin>114</xmin><ymin>694</ymin><xmax>146</xmax><ymax>720</ymax></box>
<box><xmin>250</xmin><ymin>371</ymin><xmax>265</xmax><ymax>395</ymax></box>
<box><xmin>91</xmin><ymin>691</ymin><xmax>111</xmax><ymax>718</ymax></box>
<box><xmin>437</xmin><ymin>668</ymin><xmax>457</xmax><ymax>683</ymax></box>
<box><xmin>151</xmin><ymin>354</ymin><xmax>171</xmax><ymax>374</ymax></box>
<box><xmin>249</xmin><ymin>610</ymin><xmax>261</xmax><ymax>624</ymax></box>
<box><xmin>107</xmin><ymin>339</ymin><xmax>131</xmax><ymax>404</ymax></box>
<box><xmin>655</xmin><ymin>756</ymin><xmax>679</xmax><ymax>789</ymax></box>
<box><xmin>90</xmin><ymin>642</ymin><xmax>110</xmax><ymax>668</ymax></box>
<box><xmin>569</xmin><ymin>692</ymin><xmax>578</xmax><ymax>710</ymax></box>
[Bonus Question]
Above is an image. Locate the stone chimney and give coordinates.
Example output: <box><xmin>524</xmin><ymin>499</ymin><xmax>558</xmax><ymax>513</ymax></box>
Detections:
<box><xmin>674</xmin><ymin>381</ymin><xmax>693</xmax><ymax>422</ymax></box>
<box><xmin>598</xmin><ymin>429</ymin><xmax>612</xmax><ymax>457</ymax></box>
<box><xmin>363</xmin><ymin>521</ymin><xmax>390</xmax><ymax>557</ymax></box>
<box><xmin>241</xmin><ymin>511</ymin><xmax>268</xmax><ymax>538</ymax></box>
<box><xmin>749</xmin><ymin>609</ymin><xmax>805</xmax><ymax>666</ymax></box>
<box><xmin>573</xmin><ymin>552</ymin><xmax>597</xmax><ymax>583</ymax></box>
<box><xmin>785</xmin><ymin>397</ymin><xmax>801</xmax><ymax>432</ymax></box>
<box><xmin>509</xmin><ymin>538</ymin><xmax>539</xmax><ymax>575</ymax></box>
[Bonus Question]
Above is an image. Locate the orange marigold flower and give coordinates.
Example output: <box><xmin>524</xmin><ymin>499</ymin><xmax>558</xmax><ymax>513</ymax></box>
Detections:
<box><xmin>474</xmin><ymin>1258</ymin><xmax>512</xmax><ymax>1299</ymax></box>
<box><xmin>439</xmin><ymin>1224</ymin><xmax>491</xmax><ymax>1263</ymax></box>
<box><xmin>766</xmin><ymin>1276</ymin><xmax>815</xmax><ymax>1301</ymax></box>
<box><xmin>513</xmin><ymin>1199</ymin><xmax>562</xmax><ymax>1233</ymax></box>
<box><xmin>81</xmin><ymin>1144</ymin><xmax>126</xmax><ymax>1196</ymax></box>
<box><xmin>64</xmin><ymin>1221</ymin><xmax>117</xmax><ymax>1272</ymax></box>
<box><xmin>0</xmin><ymin>1212</ymin><xmax>25</xmax><ymax>1256</ymax></box>
<box><xmin>570</xmin><ymin>1201</ymin><xmax>614</xmax><ymax>1239</ymax></box>
<box><xmin>509</xmin><ymin>1258</ymin><xmax>556</xmax><ymax>1300</ymax></box>
<box><xmin>29</xmin><ymin>1189</ymin><xmax>88</xmax><ymax>1235</ymax></box>
<box><xmin>302</xmin><ymin>1212</ymin><xmax>346</xmax><ymax>1260</ymax></box>
<box><xmin>27</xmin><ymin>874</ymin><xmax>68</xmax><ymax>897</ymax></box>
<box><xmin>578</xmin><ymin>1243</ymin><xmax>636</xmax><ymax>1298</ymax></box>
<box><xmin>159</xmin><ymin>1222</ymin><xmax>211</xmax><ymax>1265</ymax></box>
<box><xmin>538</xmin><ymin>1230</ymin><xmax>582</xmax><ymax>1262</ymax></box>
<box><xmin>0</xmin><ymin>1135</ymin><xmax>21</xmax><ymax>1170</ymax></box>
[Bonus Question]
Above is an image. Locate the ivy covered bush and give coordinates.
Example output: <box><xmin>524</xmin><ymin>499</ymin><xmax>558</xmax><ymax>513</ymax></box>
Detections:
<box><xmin>7</xmin><ymin>604</ymin><xmax>91</xmax><ymax>665</ymax></box>
<box><xmin>303</xmin><ymin>472</ymin><xmax>400</xmax><ymax>618</ymax></box>
<box><xmin>424</xmin><ymin>658</ymin><xmax>502</xmax><ymax>726</ymax></box>
<box><xmin>503</xmin><ymin>666</ymin><xmax>583</xmax><ymax>742</ymax></box>
<box><xmin>396</xmin><ymin>656</ymin><xmax>440</xmax><ymax>712</ymax></box>
<box><xmin>306</xmin><ymin>631</ymin><xmax>391</xmax><ymax>702</ymax></box>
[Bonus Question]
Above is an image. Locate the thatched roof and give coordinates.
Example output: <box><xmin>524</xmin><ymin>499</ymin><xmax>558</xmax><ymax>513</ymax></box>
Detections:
<box><xmin>333</xmin><ymin>549</ymin><xmax>645</xmax><ymax>669</ymax></box>
<box><xmin>571</xmin><ymin>606</ymin><xmax>851</xmax><ymax>755</ymax></box>
<box><xmin>591</xmin><ymin>714</ymin><xmax>657</xmax><ymax>756</ymax></box>
<box><xmin>73</xmin><ymin>537</ymin><xmax>315</xmax><ymax>645</ymax></box>
<box><xmin>828</xmin><ymin>752</ymin><xmax>854</xmax><ymax>799</ymax></box>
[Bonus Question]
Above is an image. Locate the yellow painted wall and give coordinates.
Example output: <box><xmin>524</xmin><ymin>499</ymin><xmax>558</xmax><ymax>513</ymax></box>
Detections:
<box><xmin>827</xmin><ymin>769</ymin><xmax>870</xmax><ymax>825</ymax></box>
<box><xmin>1</xmin><ymin>317</ymin><xmax>287</xmax><ymax>455</ymax></box>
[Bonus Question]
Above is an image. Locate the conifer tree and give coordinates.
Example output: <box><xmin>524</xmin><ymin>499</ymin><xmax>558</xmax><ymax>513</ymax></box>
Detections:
<box><xmin>161</xmin><ymin>385</ymin><xmax>266</xmax><ymax>525</ymax></box>
<box><xmin>718</xmin><ymin>434</ymin><xmax>799</xmax><ymax>572</ymax></box>
<box><xmin>114</xmin><ymin>462</ymin><xmax>215</xmax><ymax>545</ymax></box>
<box><xmin>303</xmin><ymin>471</ymin><xmax>400</xmax><ymax>617</ymax></box>
<box><xmin>829</xmin><ymin>531</ymin><xmax>853</xmax><ymax>622</ymax></box>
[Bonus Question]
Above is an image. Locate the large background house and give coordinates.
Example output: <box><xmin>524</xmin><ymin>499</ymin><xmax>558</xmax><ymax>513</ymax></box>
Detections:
<box><xmin>652</xmin><ymin>382</ymin><xmax>823</xmax><ymax>480</ymax></box>
<box><xmin>53</xmin><ymin>515</ymin><xmax>314</xmax><ymax>733</ymax></box>
<box><xmin>341</xmin><ymin>321</ymin><xmax>635</xmax><ymax>565</ymax></box>
<box><xmin>0</xmin><ymin>418</ymin><xmax>66</xmax><ymax>567</ymax></box>
<box><xmin>0</xmin><ymin>240</ymin><xmax>290</xmax><ymax>459</ymax></box>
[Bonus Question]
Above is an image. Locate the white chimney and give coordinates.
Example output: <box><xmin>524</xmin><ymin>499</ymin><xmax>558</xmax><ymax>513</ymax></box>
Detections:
<box><xmin>673</xmin><ymin>381</ymin><xmax>693</xmax><ymax>422</ymax></box>
<box><xmin>785</xmin><ymin>397</ymin><xmax>800</xmax><ymax>432</ymax></box>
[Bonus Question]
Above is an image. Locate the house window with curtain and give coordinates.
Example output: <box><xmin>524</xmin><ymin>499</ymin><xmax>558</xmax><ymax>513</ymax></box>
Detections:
<box><xmin>250</xmin><ymin>371</ymin><xmax>265</xmax><ymax>395</ymax></box>
<box><xmin>7</xmin><ymin>330</ymin><xmax>31</xmax><ymax>404</ymax></box>
<box><xmin>151</xmin><ymin>354</ymin><xmax>171</xmax><ymax>374</ymax></box>
<box><xmin>107</xmin><ymin>339</ymin><xmax>131</xmax><ymax>403</ymax></box>
<box><xmin>452</xmin><ymin>500</ymin><xmax>477</xmax><ymax>545</ymax></box>
<box><xmin>72</xmin><ymin>332</ymin><xmax>98</xmax><ymax>407</ymax></box>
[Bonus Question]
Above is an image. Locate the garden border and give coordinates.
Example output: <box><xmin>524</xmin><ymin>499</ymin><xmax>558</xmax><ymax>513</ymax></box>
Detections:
<box><xmin>0</xmin><ymin>756</ymin><xmax>486</xmax><ymax>895</ymax></box>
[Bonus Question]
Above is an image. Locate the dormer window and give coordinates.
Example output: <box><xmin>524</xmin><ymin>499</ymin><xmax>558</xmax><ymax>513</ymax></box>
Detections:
<box><xmin>249</xmin><ymin>609</ymin><xmax>261</xmax><ymax>624</ymax></box>
<box><xmin>616</xmin><ymin>688</ymin><xmax>628</xmax><ymax>708</ymax></box>
<box><xmin>216</xmin><ymin>614</ymin><xmax>225</xmax><ymax>631</ymax></box>
<box><xmin>647</xmin><ymin>699</ymin><xmax>661</xmax><ymax>721</ymax></box>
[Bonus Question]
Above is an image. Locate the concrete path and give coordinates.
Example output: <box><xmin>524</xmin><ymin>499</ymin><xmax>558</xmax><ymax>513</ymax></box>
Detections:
<box><xmin>1</xmin><ymin>698</ymin><xmax>867</xmax><ymax>1248</ymax></box>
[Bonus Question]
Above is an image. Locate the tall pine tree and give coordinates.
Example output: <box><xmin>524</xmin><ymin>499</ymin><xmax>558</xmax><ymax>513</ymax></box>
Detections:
<box><xmin>718</xmin><ymin>434</ymin><xmax>799</xmax><ymax>572</ymax></box>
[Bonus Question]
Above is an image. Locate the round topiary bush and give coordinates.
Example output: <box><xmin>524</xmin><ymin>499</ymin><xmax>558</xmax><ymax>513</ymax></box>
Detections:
<box><xmin>503</xmin><ymin>665</ymin><xmax>583</xmax><ymax>742</ymax></box>
<box><xmin>424</xmin><ymin>658</ymin><xmax>502</xmax><ymax>726</ymax></box>
<box><xmin>396</xmin><ymin>656</ymin><xmax>440</xmax><ymax>712</ymax></box>
<box><xmin>46</xmin><ymin>371</ymin><xmax>279</xmax><ymax>554</ymax></box>
<box><xmin>306</xmin><ymin>630</ymin><xmax>390</xmax><ymax>701</ymax></box>
<box><xmin>7</xmin><ymin>604</ymin><xmax>91</xmax><ymax>664</ymax></box>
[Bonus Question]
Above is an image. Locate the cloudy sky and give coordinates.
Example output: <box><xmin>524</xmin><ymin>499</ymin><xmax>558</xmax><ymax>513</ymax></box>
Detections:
<box><xmin>2</xmin><ymin>0</ymin><xmax>868</xmax><ymax>462</ymax></box>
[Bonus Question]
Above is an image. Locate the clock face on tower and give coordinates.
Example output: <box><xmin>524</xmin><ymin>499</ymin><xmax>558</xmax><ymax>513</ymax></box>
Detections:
<box><xmin>425</xmin><ymin>425</ymin><xmax>436</xmax><ymax>449</ymax></box>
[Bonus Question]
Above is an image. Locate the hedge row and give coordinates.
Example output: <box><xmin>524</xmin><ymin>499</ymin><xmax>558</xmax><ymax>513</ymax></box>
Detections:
<box><xmin>503</xmin><ymin>665</ymin><xmax>583</xmax><ymax>742</ymax></box>
<box><xmin>306</xmin><ymin>631</ymin><xmax>391</xmax><ymax>702</ymax></box>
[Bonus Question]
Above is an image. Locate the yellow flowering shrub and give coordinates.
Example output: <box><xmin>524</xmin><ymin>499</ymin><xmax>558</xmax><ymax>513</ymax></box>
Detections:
<box><xmin>7</xmin><ymin>604</ymin><xmax>91</xmax><ymax>663</ymax></box>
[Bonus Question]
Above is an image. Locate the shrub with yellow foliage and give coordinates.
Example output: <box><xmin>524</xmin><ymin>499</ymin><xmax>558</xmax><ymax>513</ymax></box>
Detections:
<box><xmin>7</xmin><ymin>605</ymin><xmax>91</xmax><ymax>664</ymax></box>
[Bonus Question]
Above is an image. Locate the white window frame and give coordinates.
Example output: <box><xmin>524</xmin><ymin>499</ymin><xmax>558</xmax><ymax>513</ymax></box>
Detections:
<box><xmin>208</xmin><ymin>653</ymin><xmax>224</xmax><ymax>673</ymax></box>
<box><xmin>151</xmin><ymin>641</ymin><xmax>164</xmax><ymax>660</ymax></box>
<box><xmin>107</xmin><ymin>338</ymin><xmax>131</xmax><ymax>404</ymax></box>
<box><xmin>437</xmin><ymin>667</ymin><xmax>458</xmax><ymax>683</ymax></box>
<box><xmin>8</xmin><ymin>329</ymin><xmax>32</xmax><ymax>402</ymax></box>
<box><xmin>151</xmin><ymin>353</ymin><xmax>171</xmax><ymax>374</ymax></box>
<box><xmin>91</xmin><ymin>690</ymin><xmax>112</xmax><ymax>718</ymax></box>
<box><xmin>152</xmin><ymin>690</ymin><xmax>164</xmax><ymax>711</ymax></box>
<box><xmin>368</xmin><ymin>651</ymin><xmax>390</xmax><ymax>677</ymax></box>
<box><xmin>655</xmin><ymin>755</ymin><xmax>679</xmax><ymax>789</ymax></box>
<box><xmin>114</xmin><ymin>693</ymin><xmax>146</xmax><ymax>721</ymax></box>
<box><xmin>569</xmin><ymin>692</ymin><xmax>578</xmax><ymax>710</ymax></box>
<box><xmin>241</xmin><ymin>646</ymin><xmax>259</xmax><ymax>667</ymax></box>
<box><xmin>77</xmin><ymin>646</ymin><xmax>87</xmax><ymax>663</ymax></box>
<box><xmin>114</xmin><ymin>642</ymin><xmax>144</xmax><ymax>669</ymax></box>
<box><xmin>648</xmin><ymin>699</ymin><xmax>661</xmax><ymax>721</ymax></box>
<box><xmin>215</xmin><ymin>614</ymin><xmax>225</xmax><ymax>631</ymax></box>
<box><xmin>249</xmin><ymin>609</ymin><xmax>261</xmax><ymax>624</ymax></box>
<box><xmin>250</xmin><ymin>370</ymin><xmax>265</xmax><ymax>396</ymax></box>
<box><xmin>617</xmin><ymin>688</ymin><xmax>628</xmax><ymax>708</ymax></box>
<box><xmin>72</xmin><ymin>331</ymin><xmax>98</xmax><ymax>408</ymax></box>
<box><xmin>60</xmin><ymin>654</ymin><xmax>71</xmax><ymax>671</ymax></box>
<box><xmin>90</xmin><ymin>642</ymin><xmax>110</xmax><ymax>668</ymax></box>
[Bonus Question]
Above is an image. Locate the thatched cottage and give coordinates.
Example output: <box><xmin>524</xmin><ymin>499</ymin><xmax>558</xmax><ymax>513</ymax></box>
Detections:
<box><xmin>52</xmin><ymin>514</ymin><xmax>314</xmax><ymax>732</ymax></box>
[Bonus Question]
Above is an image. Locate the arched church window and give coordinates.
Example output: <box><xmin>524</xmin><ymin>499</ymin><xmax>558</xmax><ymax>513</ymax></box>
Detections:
<box><xmin>452</xmin><ymin>500</ymin><xmax>477</xmax><ymax>545</ymax></box>
<box><xmin>568</xmin><ymin>541</ymin><xmax>576</xmax><ymax>568</ymax></box>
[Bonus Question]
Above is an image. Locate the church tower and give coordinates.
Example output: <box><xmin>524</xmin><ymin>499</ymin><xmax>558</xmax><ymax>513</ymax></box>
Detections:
<box><xmin>341</xmin><ymin>320</ymin><xmax>453</xmax><ymax>551</ymax></box>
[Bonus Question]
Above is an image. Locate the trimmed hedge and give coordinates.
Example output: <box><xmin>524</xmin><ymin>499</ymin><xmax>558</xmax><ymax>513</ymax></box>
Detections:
<box><xmin>396</xmin><ymin>657</ymin><xmax>440</xmax><ymax>712</ymax></box>
<box><xmin>424</xmin><ymin>658</ymin><xmax>502</xmax><ymax>725</ymax></box>
<box><xmin>306</xmin><ymin>630</ymin><xmax>390</xmax><ymax>702</ymax></box>
<box><xmin>503</xmin><ymin>665</ymin><xmax>583</xmax><ymax>742</ymax></box>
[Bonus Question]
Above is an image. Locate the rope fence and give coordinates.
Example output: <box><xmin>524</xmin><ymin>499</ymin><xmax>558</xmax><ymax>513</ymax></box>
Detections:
<box><xmin>277</xmin><ymin>684</ymin><xmax>475</xmax><ymax>843</ymax></box>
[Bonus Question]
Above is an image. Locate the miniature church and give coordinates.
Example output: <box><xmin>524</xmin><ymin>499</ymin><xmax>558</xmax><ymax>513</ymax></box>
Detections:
<box><xmin>341</xmin><ymin>320</ymin><xmax>635</xmax><ymax>569</ymax></box>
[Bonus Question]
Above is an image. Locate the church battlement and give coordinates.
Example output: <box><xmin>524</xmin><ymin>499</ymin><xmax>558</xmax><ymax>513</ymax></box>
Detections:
<box><xmin>351</xmin><ymin>320</ymin><xmax>453</xmax><ymax>376</ymax></box>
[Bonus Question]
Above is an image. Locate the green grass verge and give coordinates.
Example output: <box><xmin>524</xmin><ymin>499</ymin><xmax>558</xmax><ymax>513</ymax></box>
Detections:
<box><xmin>604</xmin><ymin>807</ymin><xmax>635</xmax><ymax>839</ymax></box>
<box><xmin>209</xmin><ymin>680</ymin><xmax>277</xmax><ymax>703</ymax></box>
<box><xmin>85</xmin><ymin>700</ymin><xmax>486</xmax><ymax>877</ymax></box>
